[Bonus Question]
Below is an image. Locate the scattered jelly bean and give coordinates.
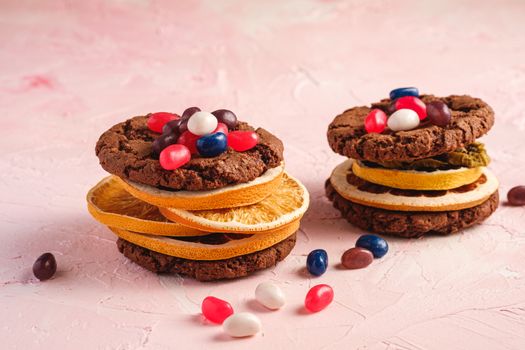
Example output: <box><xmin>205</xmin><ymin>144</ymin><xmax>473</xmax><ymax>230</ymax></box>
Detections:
<box><xmin>255</xmin><ymin>282</ymin><xmax>286</xmax><ymax>310</ymax></box>
<box><xmin>187</xmin><ymin>111</ymin><xmax>218</xmax><ymax>136</ymax></box>
<box><xmin>227</xmin><ymin>131</ymin><xmax>259</xmax><ymax>152</ymax></box>
<box><xmin>201</xmin><ymin>296</ymin><xmax>234</xmax><ymax>324</ymax></box>
<box><xmin>147</xmin><ymin>112</ymin><xmax>179</xmax><ymax>133</ymax></box>
<box><xmin>387</xmin><ymin>109</ymin><xmax>420</xmax><ymax>131</ymax></box>
<box><xmin>177</xmin><ymin>131</ymin><xmax>200</xmax><ymax>154</ymax></box>
<box><xmin>304</xmin><ymin>284</ymin><xmax>334</xmax><ymax>313</ymax></box>
<box><xmin>341</xmin><ymin>247</ymin><xmax>374</xmax><ymax>269</ymax></box>
<box><xmin>33</xmin><ymin>253</ymin><xmax>57</xmax><ymax>281</ymax></box>
<box><xmin>213</xmin><ymin>122</ymin><xmax>229</xmax><ymax>136</ymax></box>
<box><xmin>355</xmin><ymin>234</ymin><xmax>388</xmax><ymax>258</ymax></box>
<box><xmin>181</xmin><ymin>106</ymin><xmax>201</xmax><ymax>119</ymax></box>
<box><xmin>159</xmin><ymin>144</ymin><xmax>191</xmax><ymax>170</ymax></box>
<box><xmin>389</xmin><ymin>87</ymin><xmax>419</xmax><ymax>100</ymax></box>
<box><xmin>212</xmin><ymin>109</ymin><xmax>238</xmax><ymax>129</ymax></box>
<box><xmin>306</xmin><ymin>249</ymin><xmax>328</xmax><ymax>276</ymax></box>
<box><xmin>508</xmin><ymin>186</ymin><xmax>525</xmax><ymax>206</ymax></box>
<box><xmin>427</xmin><ymin>101</ymin><xmax>452</xmax><ymax>127</ymax></box>
<box><xmin>196</xmin><ymin>132</ymin><xmax>228</xmax><ymax>157</ymax></box>
<box><xmin>223</xmin><ymin>313</ymin><xmax>262</xmax><ymax>338</ymax></box>
<box><xmin>395</xmin><ymin>96</ymin><xmax>427</xmax><ymax>120</ymax></box>
<box><xmin>152</xmin><ymin>133</ymin><xmax>178</xmax><ymax>158</ymax></box>
<box><xmin>364</xmin><ymin>109</ymin><xmax>387</xmax><ymax>133</ymax></box>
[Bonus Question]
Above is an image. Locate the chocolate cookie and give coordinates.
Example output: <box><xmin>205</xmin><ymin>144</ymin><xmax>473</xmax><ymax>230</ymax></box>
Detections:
<box><xmin>325</xmin><ymin>180</ymin><xmax>499</xmax><ymax>238</ymax></box>
<box><xmin>116</xmin><ymin>233</ymin><xmax>297</xmax><ymax>281</ymax></box>
<box><xmin>96</xmin><ymin>116</ymin><xmax>284</xmax><ymax>191</ymax></box>
<box><xmin>327</xmin><ymin>95</ymin><xmax>494</xmax><ymax>162</ymax></box>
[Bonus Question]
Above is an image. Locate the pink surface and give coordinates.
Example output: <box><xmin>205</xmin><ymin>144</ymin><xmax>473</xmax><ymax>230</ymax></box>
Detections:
<box><xmin>1</xmin><ymin>1</ymin><xmax>525</xmax><ymax>349</ymax></box>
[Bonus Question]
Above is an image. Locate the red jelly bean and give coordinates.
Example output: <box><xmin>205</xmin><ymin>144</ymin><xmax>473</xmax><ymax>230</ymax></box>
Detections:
<box><xmin>177</xmin><ymin>131</ymin><xmax>200</xmax><ymax>155</ymax></box>
<box><xmin>364</xmin><ymin>109</ymin><xmax>387</xmax><ymax>133</ymax></box>
<box><xmin>147</xmin><ymin>112</ymin><xmax>179</xmax><ymax>133</ymax></box>
<box><xmin>227</xmin><ymin>131</ymin><xmax>259</xmax><ymax>152</ymax></box>
<box><xmin>213</xmin><ymin>122</ymin><xmax>229</xmax><ymax>136</ymax></box>
<box><xmin>305</xmin><ymin>284</ymin><xmax>334</xmax><ymax>313</ymax></box>
<box><xmin>201</xmin><ymin>296</ymin><xmax>234</xmax><ymax>324</ymax></box>
<box><xmin>159</xmin><ymin>144</ymin><xmax>191</xmax><ymax>170</ymax></box>
<box><xmin>395</xmin><ymin>96</ymin><xmax>427</xmax><ymax>120</ymax></box>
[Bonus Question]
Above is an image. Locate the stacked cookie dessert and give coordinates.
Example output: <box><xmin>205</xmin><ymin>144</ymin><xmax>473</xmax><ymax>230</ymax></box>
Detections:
<box><xmin>326</xmin><ymin>87</ymin><xmax>499</xmax><ymax>238</ymax></box>
<box><xmin>88</xmin><ymin>108</ymin><xmax>309</xmax><ymax>281</ymax></box>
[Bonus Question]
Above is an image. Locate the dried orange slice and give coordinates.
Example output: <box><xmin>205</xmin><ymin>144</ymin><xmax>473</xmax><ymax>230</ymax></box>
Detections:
<box><xmin>116</xmin><ymin>163</ymin><xmax>284</xmax><ymax>210</ymax></box>
<box><xmin>109</xmin><ymin>219</ymin><xmax>300</xmax><ymax>260</ymax></box>
<box><xmin>87</xmin><ymin>177</ymin><xmax>206</xmax><ymax>236</ymax></box>
<box><xmin>159</xmin><ymin>172</ymin><xmax>309</xmax><ymax>233</ymax></box>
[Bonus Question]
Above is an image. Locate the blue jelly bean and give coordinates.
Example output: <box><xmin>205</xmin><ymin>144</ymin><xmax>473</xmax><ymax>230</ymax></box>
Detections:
<box><xmin>389</xmin><ymin>87</ymin><xmax>419</xmax><ymax>100</ymax></box>
<box><xmin>196</xmin><ymin>132</ymin><xmax>227</xmax><ymax>157</ymax></box>
<box><xmin>355</xmin><ymin>234</ymin><xmax>388</xmax><ymax>258</ymax></box>
<box><xmin>306</xmin><ymin>249</ymin><xmax>328</xmax><ymax>276</ymax></box>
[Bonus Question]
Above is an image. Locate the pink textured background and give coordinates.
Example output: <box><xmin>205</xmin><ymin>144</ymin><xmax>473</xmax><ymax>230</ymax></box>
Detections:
<box><xmin>1</xmin><ymin>1</ymin><xmax>525</xmax><ymax>349</ymax></box>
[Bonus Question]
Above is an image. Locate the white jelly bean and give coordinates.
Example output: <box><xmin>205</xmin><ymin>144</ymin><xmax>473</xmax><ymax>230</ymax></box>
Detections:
<box><xmin>223</xmin><ymin>312</ymin><xmax>262</xmax><ymax>338</ymax></box>
<box><xmin>255</xmin><ymin>282</ymin><xmax>286</xmax><ymax>310</ymax></box>
<box><xmin>387</xmin><ymin>108</ymin><xmax>420</xmax><ymax>131</ymax></box>
<box><xmin>187</xmin><ymin>111</ymin><xmax>218</xmax><ymax>136</ymax></box>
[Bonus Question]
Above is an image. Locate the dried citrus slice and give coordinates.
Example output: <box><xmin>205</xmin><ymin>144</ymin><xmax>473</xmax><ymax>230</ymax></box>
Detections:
<box><xmin>116</xmin><ymin>163</ymin><xmax>284</xmax><ymax>210</ymax></box>
<box><xmin>159</xmin><ymin>172</ymin><xmax>309</xmax><ymax>233</ymax></box>
<box><xmin>109</xmin><ymin>219</ymin><xmax>300</xmax><ymax>260</ymax></box>
<box><xmin>352</xmin><ymin>160</ymin><xmax>483</xmax><ymax>190</ymax></box>
<box><xmin>87</xmin><ymin>177</ymin><xmax>206</xmax><ymax>236</ymax></box>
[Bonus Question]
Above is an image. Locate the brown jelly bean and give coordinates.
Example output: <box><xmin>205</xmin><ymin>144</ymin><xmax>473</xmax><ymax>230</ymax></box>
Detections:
<box><xmin>33</xmin><ymin>253</ymin><xmax>57</xmax><ymax>281</ymax></box>
<box><xmin>426</xmin><ymin>101</ymin><xmax>451</xmax><ymax>127</ymax></box>
<box><xmin>341</xmin><ymin>247</ymin><xmax>374</xmax><ymax>269</ymax></box>
<box><xmin>508</xmin><ymin>186</ymin><xmax>525</xmax><ymax>206</ymax></box>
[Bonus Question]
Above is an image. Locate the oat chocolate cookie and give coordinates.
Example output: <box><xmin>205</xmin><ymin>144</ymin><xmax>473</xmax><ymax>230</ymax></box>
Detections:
<box><xmin>96</xmin><ymin>116</ymin><xmax>284</xmax><ymax>191</ymax></box>
<box><xmin>326</xmin><ymin>180</ymin><xmax>499</xmax><ymax>238</ymax></box>
<box><xmin>327</xmin><ymin>95</ymin><xmax>494</xmax><ymax>162</ymax></box>
<box><xmin>117</xmin><ymin>233</ymin><xmax>296</xmax><ymax>281</ymax></box>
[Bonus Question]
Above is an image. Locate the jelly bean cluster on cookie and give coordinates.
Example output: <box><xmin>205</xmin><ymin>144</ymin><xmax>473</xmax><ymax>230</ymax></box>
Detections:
<box><xmin>365</xmin><ymin>87</ymin><xmax>452</xmax><ymax>134</ymax></box>
<box><xmin>146</xmin><ymin>107</ymin><xmax>259</xmax><ymax>170</ymax></box>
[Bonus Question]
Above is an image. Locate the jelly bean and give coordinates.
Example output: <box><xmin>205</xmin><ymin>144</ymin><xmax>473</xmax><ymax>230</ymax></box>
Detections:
<box><xmin>387</xmin><ymin>109</ymin><xmax>420</xmax><ymax>131</ymax></box>
<box><xmin>196</xmin><ymin>132</ymin><xmax>227</xmax><ymax>157</ymax></box>
<box><xmin>255</xmin><ymin>282</ymin><xmax>286</xmax><ymax>310</ymax></box>
<box><xmin>223</xmin><ymin>313</ymin><xmax>262</xmax><ymax>337</ymax></box>
<box><xmin>181</xmin><ymin>106</ymin><xmax>201</xmax><ymax>119</ymax></box>
<box><xmin>187</xmin><ymin>111</ymin><xmax>218</xmax><ymax>136</ymax></box>
<box><xmin>341</xmin><ymin>247</ymin><xmax>374</xmax><ymax>269</ymax></box>
<box><xmin>427</xmin><ymin>101</ymin><xmax>452</xmax><ymax>127</ymax></box>
<box><xmin>162</xmin><ymin>118</ymin><xmax>183</xmax><ymax>135</ymax></box>
<box><xmin>33</xmin><ymin>253</ymin><xmax>57</xmax><ymax>281</ymax></box>
<box><xmin>508</xmin><ymin>186</ymin><xmax>525</xmax><ymax>206</ymax></box>
<box><xmin>213</xmin><ymin>122</ymin><xmax>229</xmax><ymax>136</ymax></box>
<box><xmin>227</xmin><ymin>131</ymin><xmax>259</xmax><ymax>152</ymax></box>
<box><xmin>364</xmin><ymin>109</ymin><xmax>387</xmax><ymax>134</ymax></box>
<box><xmin>147</xmin><ymin>112</ymin><xmax>179</xmax><ymax>133</ymax></box>
<box><xmin>389</xmin><ymin>87</ymin><xmax>419</xmax><ymax>100</ymax></box>
<box><xmin>159</xmin><ymin>144</ymin><xmax>191</xmax><ymax>170</ymax></box>
<box><xmin>355</xmin><ymin>234</ymin><xmax>388</xmax><ymax>258</ymax></box>
<box><xmin>177</xmin><ymin>131</ymin><xmax>200</xmax><ymax>154</ymax></box>
<box><xmin>306</xmin><ymin>249</ymin><xmax>328</xmax><ymax>276</ymax></box>
<box><xmin>304</xmin><ymin>284</ymin><xmax>334</xmax><ymax>313</ymax></box>
<box><xmin>152</xmin><ymin>133</ymin><xmax>178</xmax><ymax>158</ymax></box>
<box><xmin>212</xmin><ymin>109</ymin><xmax>238</xmax><ymax>129</ymax></box>
<box><xmin>395</xmin><ymin>96</ymin><xmax>427</xmax><ymax>120</ymax></box>
<box><xmin>201</xmin><ymin>296</ymin><xmax>234</xmax><ymax>324</ymax></box>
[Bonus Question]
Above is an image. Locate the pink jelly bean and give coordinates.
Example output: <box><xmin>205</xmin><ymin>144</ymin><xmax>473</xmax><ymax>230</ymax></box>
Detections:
<box><xmin>227</xmin><ymin>131</ymin><xmax>259</xmax><ymax>152</ymax></box>
<box><xmin>394</xmin><ymin>96</ymin><xmax>427</xmax><ymax>120</ymax></box>
<box><xmin>213</xmin><ymin>122</ymin><xmax>229</xmax><ymax>136</ymax></box>
<box><xmin>147</xmin><ymin>112</ymin><xmax>179</xmax><ymax>133</ymax></box>
<box><xmin>364</xmin><ymin>109</ymin><xmax>387</xmax><ymax>133</ymax></box>
<box><xmin>305</xmin><ymin>284</ymin><xmax>334</xmax><ymax>313</ymax></box>
<box><xmin>159</xmin><ymin>144</ymin><xmax>191</xmax><ymax>170</ymax></box>
<box><xmin>201</xmin><ymin>296</ymin><xmax>234</xmax><ymax>324</ymax></box>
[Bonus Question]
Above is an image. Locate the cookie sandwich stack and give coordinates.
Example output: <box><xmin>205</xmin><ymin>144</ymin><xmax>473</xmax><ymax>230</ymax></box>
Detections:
<box><xmin>326</xmin><ymin>87</ymin><xmax>499</xmax><ymax>238</ymax></box>
<box><xmin>87</xmin><ymin>108</ymin><xmax>309</xmax><ymax>281</ymax></box>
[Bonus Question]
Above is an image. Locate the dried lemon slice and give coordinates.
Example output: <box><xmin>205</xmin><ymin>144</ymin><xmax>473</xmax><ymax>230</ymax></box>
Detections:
<box><xmin>87</xmin><ymin>177</ymin><xmax>206</xmax><ymax>236</ymax></box>
<box><xmin>110</xmin><ymin>219</ymin><xmax>300</xmax><ymax>260</ymax></box>
<box><xmin>116</xmin><ymin>163</ymin><xmax>284</xmax><ymax>210</ymax></box>
<box><xmin>159</xmin><ymin>172</ymin><xmax>309</xmax><ymax>233</ymax></box>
